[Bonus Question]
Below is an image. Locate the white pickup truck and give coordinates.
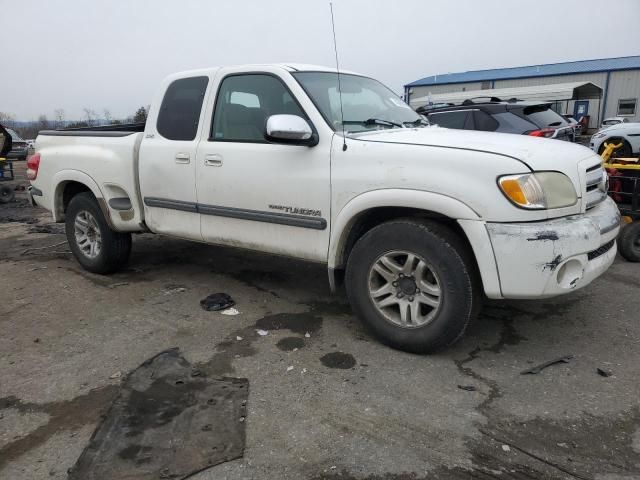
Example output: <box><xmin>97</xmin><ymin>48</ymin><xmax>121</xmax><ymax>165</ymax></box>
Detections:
<box><xmin>28</xmin><ymin>64</ymin><xmax>620</xmax><ymax>353</ymax></box>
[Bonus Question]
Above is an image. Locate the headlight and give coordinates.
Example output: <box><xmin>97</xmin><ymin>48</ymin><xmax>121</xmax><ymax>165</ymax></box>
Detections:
<box><xmin>593</xmin><ymin>132</ymin><xmax>607</xmax><ymax>139</ymax></box>
<box><xmin>498</xmin><ymin>172</ymin><xmax>577</xmax><ymax>209</ymax></box>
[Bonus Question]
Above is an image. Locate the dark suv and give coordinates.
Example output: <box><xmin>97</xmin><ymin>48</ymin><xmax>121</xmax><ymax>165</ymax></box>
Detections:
<box><xmin>416</xmin><ymin>99</ymin><xmax>575</xmax><ymax>141</ymax></box>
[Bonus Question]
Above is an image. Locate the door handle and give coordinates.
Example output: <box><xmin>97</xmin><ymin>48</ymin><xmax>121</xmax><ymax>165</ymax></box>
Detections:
<box><xmin>205</xmin><ymin>154</ymin><xmax>223</xmax><ymax>167</ymax></box>
<box><xmin>175</xmin><ymin>153</ymin><xmax>190</xmax><ymax>164</ymax></box>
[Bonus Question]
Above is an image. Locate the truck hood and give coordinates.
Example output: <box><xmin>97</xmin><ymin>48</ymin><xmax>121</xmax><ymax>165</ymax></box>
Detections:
<box><xmin>350</xmin><ymin>126</ymin><xmax>599</xmax><ymax>173</ymax></box>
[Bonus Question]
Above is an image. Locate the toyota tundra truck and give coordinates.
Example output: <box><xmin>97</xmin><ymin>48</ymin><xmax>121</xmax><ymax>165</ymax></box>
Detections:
<box><xmin>27</xmin><ymin>64</ymin><xmax>620</xmax><ymax>353</ymax></box>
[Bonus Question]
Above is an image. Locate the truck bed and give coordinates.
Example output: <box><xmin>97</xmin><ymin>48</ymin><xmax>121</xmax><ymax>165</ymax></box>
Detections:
<box><xmin>33</xmin><ymin>129</ymin><xmax>146</xmax><ymax>232</ymax></box>
<box><xmin>39</xmin><ymin>122</ymin><xmax>146</xmax><ymax>137</ymax></box>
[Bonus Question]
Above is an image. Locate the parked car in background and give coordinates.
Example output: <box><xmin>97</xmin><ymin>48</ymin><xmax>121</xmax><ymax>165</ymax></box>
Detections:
<box><xmin>590</xmin><ymin>122</ymin><xmax>640</xmax><ymax>156</ymax></box>
<box><xmin>5</xmin><ymin>128</ymin><xmax>29</xmax><ymax>160</ymax></box>
<box><xmin>601</xmin><ymin>117</ymin><xmax>629</xmax><ymax>129</ymax></box>
<box><xmin>416</xmin><ymin>99</ymin><xmax>575</xmax><ymax>141</ymax></box>
<box><xmin>562</xmin><ymin>114</ymin><xmax>582</xmax><ymax>137</ymax></box>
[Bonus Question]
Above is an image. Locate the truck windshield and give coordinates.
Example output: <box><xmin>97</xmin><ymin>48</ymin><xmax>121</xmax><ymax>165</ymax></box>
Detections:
<box><xmin>292</xmin><ymin>72</ymin><xmax>425</xmax><ymax>133</ymax></box>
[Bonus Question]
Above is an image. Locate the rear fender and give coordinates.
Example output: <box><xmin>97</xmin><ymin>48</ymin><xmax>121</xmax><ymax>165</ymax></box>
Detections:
<box><xmin>52</xmin><ymin>170</ymin><xmax>113</xmax><ymax>228</ymax></box>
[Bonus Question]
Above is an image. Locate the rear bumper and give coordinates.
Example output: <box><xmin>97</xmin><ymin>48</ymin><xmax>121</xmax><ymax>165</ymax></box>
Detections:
<box><xmin>486</xmin><ymin>197</ymin><xmax>620</xmax><ymax>298</ymax></box>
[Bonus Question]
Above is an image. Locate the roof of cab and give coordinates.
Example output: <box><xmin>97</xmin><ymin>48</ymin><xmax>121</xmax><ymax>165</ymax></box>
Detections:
<box><xmin>167</xmin><ymin>64</ymin><xmax>359</xmax><ymax>79</ymax></box>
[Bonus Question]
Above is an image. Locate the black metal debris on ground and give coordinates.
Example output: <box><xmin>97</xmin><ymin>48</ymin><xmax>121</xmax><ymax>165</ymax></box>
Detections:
<box><xmin>457</xmin><ymin>385</ymin><xmax>477</xmax><ymax>392</ymax></box>
<box><xmin>200</xmin><ymin>293</ymin><xmax>235</xmax><ymax>311</ymax></box>
<box><xmin>68</xmin><ymin>348</ymin><xmax>248</xmax><ymax>480</ymax></box>
<box><xmin>597</xmin><ymin>367</ymin><xmax>613</xmax><ymax>377</ymax></box>
<box><xmin>520</xmin><ymin>355</ymin><xmax>574</xmax><ymax>375</ymax></box>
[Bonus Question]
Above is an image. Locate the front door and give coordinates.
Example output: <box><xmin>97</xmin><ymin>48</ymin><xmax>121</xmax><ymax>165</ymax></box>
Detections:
<box><xmin>139</xmin><ymin>75</ymin><xmax>210</xmax><ymax>240</ymax></box>
<box><xmin>195</xmin><ymin>72</ymin><xmax>331</xmax><ymax>262</ymax></box>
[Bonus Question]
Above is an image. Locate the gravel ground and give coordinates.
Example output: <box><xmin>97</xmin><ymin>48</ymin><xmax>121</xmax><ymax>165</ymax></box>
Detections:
<box><xmin>1</xmin><ymin>166</ymin><xmax>639</xmax><ymax>479</ymax></box>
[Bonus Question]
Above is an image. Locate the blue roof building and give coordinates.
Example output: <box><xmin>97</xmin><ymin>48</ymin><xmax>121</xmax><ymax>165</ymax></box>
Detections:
<box><xmin>405</xmin><ymin>56</ymin><xmax>640</xmax><ymax>129</ymax></box>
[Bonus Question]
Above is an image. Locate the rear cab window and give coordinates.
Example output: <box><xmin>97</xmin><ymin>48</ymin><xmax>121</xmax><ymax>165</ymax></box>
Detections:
<box><xmin>157</xmin><ymin>76</ymin><xmax>209</xmax><ymax>141</ymax></box>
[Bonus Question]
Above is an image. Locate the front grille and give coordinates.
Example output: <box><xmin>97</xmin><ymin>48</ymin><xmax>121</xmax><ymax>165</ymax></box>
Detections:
<box><xmin>584</xmin><ymin>164</ymin><xmax>607</xmax><ymax>209</ymax></box>
<box><xmin>587</xmin><ymin>239</ymin><xmax>615</xmax><ymax>261</ymax></box>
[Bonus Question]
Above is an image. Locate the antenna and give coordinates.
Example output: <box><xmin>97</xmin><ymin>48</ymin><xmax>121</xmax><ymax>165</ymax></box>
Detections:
<box><xmin>329</xmin><ymin>2</ymin><xmax>347</xmax><ymax>151</ymax></box>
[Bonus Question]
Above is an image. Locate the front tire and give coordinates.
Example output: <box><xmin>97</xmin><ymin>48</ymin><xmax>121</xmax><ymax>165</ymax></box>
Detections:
<box><xmin>619</xmin><ymin>222</ymin><xmax>640</xmax><ymax>262</ymax></box>
<box><xmin>65</xmin><ymin>192</ymin><xmax>131</xmax><ymax>274</ymax></box>
<box><xmin>345</xmin><ymin>219</ymin><xmax>480</xmax><ymax>353</ymax></box>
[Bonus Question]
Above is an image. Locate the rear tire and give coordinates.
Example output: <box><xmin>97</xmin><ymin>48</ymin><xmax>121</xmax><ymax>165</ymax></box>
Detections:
<box><xmin>619</xmin><ymin>222</ymin><xmax>640</xmax><ymax>262</ymax></box>
<box><xmin>65</xmin><ymin>192</ymin><xmax>131</xmax><ymax>274</ymax></box>
<box><xmin>0</xmin><ymin>185</ymin><xmax>15</xmax><ymax>203</ymax></box>
<box><xmin>345</xmin><ymin>219</ymin><xmax>480</xmax><ymax>353</ymax></box>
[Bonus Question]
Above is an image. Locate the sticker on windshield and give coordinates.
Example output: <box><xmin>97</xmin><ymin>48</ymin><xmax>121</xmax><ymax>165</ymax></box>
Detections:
<box><xmin>390</xmin><ymin>98</ymin><xmax>412</xmax><ymax>109</ymax></box>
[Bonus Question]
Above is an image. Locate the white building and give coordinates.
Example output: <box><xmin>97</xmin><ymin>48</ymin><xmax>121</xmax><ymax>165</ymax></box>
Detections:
<box><xmin>405</xmin><ymin>56</ymin><xmax>640</xmax><ymax>130</ymax></box>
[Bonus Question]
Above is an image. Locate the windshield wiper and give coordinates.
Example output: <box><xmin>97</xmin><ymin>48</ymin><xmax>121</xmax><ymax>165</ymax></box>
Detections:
<box><xmin>342</xmin><ymin>118</ymin><xmax>403</xmax><ymax>129</ymax></box>
<box><xmin>403</xmin><ymin>118</ymin><xmax>429</xmax><ymax>127</ymax></box>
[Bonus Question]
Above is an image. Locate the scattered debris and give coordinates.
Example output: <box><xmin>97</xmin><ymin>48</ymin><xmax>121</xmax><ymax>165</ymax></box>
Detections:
<box><xmin>163</xmin><ymin>286</ymin><xmax>187</xmax><ymax>295</ymax></box>
<box><xmin>502</xmin><ymin>444</ymin><xmax>511</xmax><ymax>452</ymax></box>
<box><xmin>286</xmin><ymin>366</ymin><xmax>294</xmax><ymax>372</ymax></box>
<box><xmin>108</xmin><ymin>282</ymin><xmax>129</xmax><ymax>289</ymax></box>
<box><xmin>457</xmin><ymin>385</ymin><xmax>477</xmax><ymax>392</ymax></box>
<box><xmin>27</xmin><ymin>265</ymin><xmax>47</xmax><ymax>272</ymax></box>
<box><xmin>597</xmin><ymin>367</ymin><xmax>613</xmax><ymax>377</ymax></box>
<box><xmin>200</xmin><ymin>293</ymin><xmax>235</xmax><ymax>311</ymax></box>
<box><xmin>33</xmin><ymin>338</ymin><xmax>40</xmax><ymax>343</ymax></box>
<box><xmin>221</xmin><ymin>308</ymin><xmax>240</xmax><ymax>316</ymax></box>
<box><xmin>256</xmin><ymin>329</ymin><xmax>269</xmax><ymax>336</ymax></box>
<box><xmin>236</xmin><ymin>336</ymin><xmax>243</xmax><ymax>341</ymax></box>
<box><xmin>557</xmin><ymin>442</ymin><xmax>569</xmax><ymax>448</ymax></box>
<box><xmin>109</xmin><ymin>371</ymin><xmax>122</xmax><ymax>379</ymax></box>
<box><xmin>520</xmin><ymin>355</ymin><xmax>574</xmax><ymax>375</ymax></box>
<box><xmin>302</xmin><ymin>368</ymin><xmax>307</xmax><ymax>374</ymax></box>
<box><xmin>68</xmin><ymin>349</ymin><xmax>248</xmax><ymax>480</ymax></box>
<box><xmin>304</xmin><ymin>332</ymin><xmax>311</xmax><ymax>338</ymax></box>
<box><xmin>21</xmin><ymin>241</ymin><xmax>67</xmax><ymax>256</ymax></box>
<box><xmin>28</xmin><ymin>224</ymin><xmax>65</xmax><ymax>235</ymax></box>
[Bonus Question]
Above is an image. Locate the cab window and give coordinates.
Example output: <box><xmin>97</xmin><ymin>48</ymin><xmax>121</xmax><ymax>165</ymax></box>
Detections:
<box><xmin>211</xmin><ymin>74</ymin><xmax>306</xmax><ymax>142</ymax></box>
<box><xmin>156</xmin><ymin>76</ymin><xmax>209</xmax><ymax>141</ymax></box>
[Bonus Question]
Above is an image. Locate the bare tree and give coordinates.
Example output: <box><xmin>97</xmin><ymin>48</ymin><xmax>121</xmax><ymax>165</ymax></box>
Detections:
<box><xmin>38</xmin><ymin>115</ymin><xmax>51</xmax><ymax>132</ymax></box>
<box><xmin>83</xmin><ymin>108</ymin><xmax>97</xmax><ymax>126</ymax></box>
<box><xmin>54</xmin><ymin>109</ymin><xmax>65</xmax><ymax>128</ymax></box>
<box><xmin>0</xmin><ymin>111</ymin><xmax>15</xmax><ymax>124</ymax></box>
<box><xmin>103</xmin><ymin>109</ymin><xmax>112</xmax><ymax>124</ymax></box>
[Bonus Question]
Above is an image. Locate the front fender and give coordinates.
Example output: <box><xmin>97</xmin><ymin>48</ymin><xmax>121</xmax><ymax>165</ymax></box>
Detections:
<box><xmin>328</xmin><ymin>188</ymin><xmax>480</xmax><ymax>270</ymax></box>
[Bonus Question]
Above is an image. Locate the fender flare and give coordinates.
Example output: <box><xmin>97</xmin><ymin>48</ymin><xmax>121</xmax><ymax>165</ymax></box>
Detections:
<box><xmin>51</xmin><ymin>169</ymin><xmax>113</xmax><ymax>227</ymax></box>
<box><xmin>328</xmin><ymin>188</ymin><xmax>480</xmax><ymax>270</ymax></box>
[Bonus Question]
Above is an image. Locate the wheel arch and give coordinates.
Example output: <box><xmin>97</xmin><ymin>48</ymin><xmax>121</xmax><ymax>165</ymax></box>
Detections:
<box><xmin>52</xmin><ymin>170</ymin><xmax>114</xmax><ymax>228</ymax></box>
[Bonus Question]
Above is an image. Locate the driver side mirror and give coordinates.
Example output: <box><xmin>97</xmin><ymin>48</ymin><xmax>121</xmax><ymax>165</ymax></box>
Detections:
<box><xmin>265</xmin><ymin>115</ymin><xmax>318</xmax><ymax>146</ymax></box>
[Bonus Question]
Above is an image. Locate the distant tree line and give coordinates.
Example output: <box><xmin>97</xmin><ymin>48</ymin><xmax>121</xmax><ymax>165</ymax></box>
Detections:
<box><xmin>0</xmin><ymin>106</ymin><xmax>149</xmax><ymax>139</ymax></box>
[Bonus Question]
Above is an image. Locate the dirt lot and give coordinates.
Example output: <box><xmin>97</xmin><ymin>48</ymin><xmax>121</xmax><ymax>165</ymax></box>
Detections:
<box><xmin>1</xmin><ymin>170</ymin><xmax>639</xmax><ymax>479</ymax></box>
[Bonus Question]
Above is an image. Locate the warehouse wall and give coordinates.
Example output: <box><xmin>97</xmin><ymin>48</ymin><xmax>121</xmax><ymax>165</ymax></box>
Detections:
<box><xmin>605</xmin><ymin>70</ymin><xmax>640</xmax><ymax>122</ymax></box>
<box><xmin>494</xmin><ymin>72</ymin><xmax>607</xmax><ymax>130</ymax></box>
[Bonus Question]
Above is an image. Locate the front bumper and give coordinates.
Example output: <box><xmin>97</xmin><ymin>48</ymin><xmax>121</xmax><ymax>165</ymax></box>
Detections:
<box><xmin>486</xmin><ymin>197</ymin><xmax>620</xmax><ymax>298</ymax></box>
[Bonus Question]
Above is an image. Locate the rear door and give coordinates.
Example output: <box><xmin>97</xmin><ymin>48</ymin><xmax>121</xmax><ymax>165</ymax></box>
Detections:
<box><xmin>139</xmin><ymin>74</ymin><xmax>212</xmax><ymax>239</ymax></box>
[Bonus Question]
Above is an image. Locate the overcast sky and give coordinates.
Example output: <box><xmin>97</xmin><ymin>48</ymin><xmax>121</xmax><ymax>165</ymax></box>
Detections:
<box><xmin>2</xmin><ymin>0</ymin><xmax>640</xmax><ymax>120</ymax></box>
